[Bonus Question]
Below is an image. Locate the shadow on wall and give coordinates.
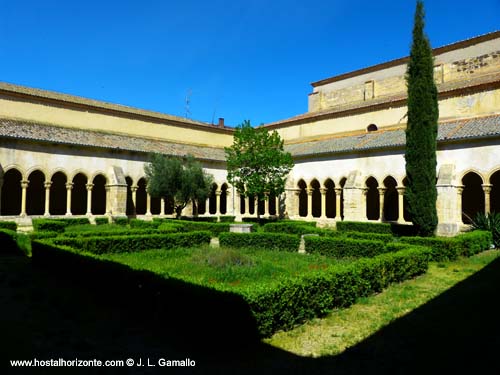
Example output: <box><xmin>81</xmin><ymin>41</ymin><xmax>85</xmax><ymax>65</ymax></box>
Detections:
<box><xmin>2</xmin><ymin>248</ymin><xmax>500</xmax><ymax>374</ymax></box>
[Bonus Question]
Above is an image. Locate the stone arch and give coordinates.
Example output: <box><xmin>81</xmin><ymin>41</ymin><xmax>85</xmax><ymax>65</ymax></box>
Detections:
<box><xmin>239</xmin><ymin>192</ymin><xmax>246</xmax><ymax>215</ymax></box>
<box><xmin>367</xmin><ymin>124</ymin><xmax>378</xmax><ymax>132</ymax></box>
<box><xmin>125</xmin><ymin>176</ymin><xmax>135</xmax><ymax>216</ymax></box>
<box><xmin>220</xmin><ymin>183</ymin><xmax>228</xmax><ymax>215</ymax></box>
<box><xmin>269</xmin><ymin>192</ymin><xmax>277</xmax><ymax>216</ymax></box>
<box><xmin>91</xmin><ymin>174</ymin><xmax>107</xmax><ymax>215</ymax></box>
<box><xmin>324</xmin><ymin>179</ymin><xmax>336</xmax><ymax>219</ymax></box>
<box><xmin>209</xmin><ymin>183</ymin><xmax>218</xmax><ymax>215</ymax></box>
<box><xmin>383</xmin><ymin>176</ymin><xmax>398</xmax><ymax>221</ymax></box>
<box><xmin>27</xmin><ymin>170</ymin><xmax>45</xmax><ymax>215</ymax></box>
<box><xmin>490</xmin><ymin>169</ymin><xmax>500</xmax><ymax>214</ymax></box>
<box><xmin>1</xmin><ymin>168</ymin><xmax>22</xmax><ymax>215</ymax></box>
<box><xmin>310</xmin><ymin>179</ymin><xmax>321</xmax><ymax>218</ymax></box>
<box><xmin>298</xmin><ymin>180</ymin><xmax>307</xmax><ymax>217</ymax></box>
<box><xmin>365</xmin><ymin>176</ymin><xmax>379</xmax><ymax>220</ymax></box>
<box><xmin>50</xmin><ymin>171</ymin><xmax>67</xmax><ymax>215</ymax></box>
<box><xmin>71</xmin><ymin>173</ymin><xmax>88</xmax><ymax>215</ymax></box>
<box><xmin>462</xmin><ymin>171</ymin><xmax>484</xmax><ymax>224</ymax></box>
<box><xmin>136</xmin><ymin>177</ymin><xmax>147</xmax><ymax>215</ymax></box>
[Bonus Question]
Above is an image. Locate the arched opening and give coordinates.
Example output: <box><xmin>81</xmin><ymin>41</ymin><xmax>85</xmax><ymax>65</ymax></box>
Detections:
<box><xmin>50</xmin><ymin>172</ymin><xmax>67</xmax><ymax>215</ymax></box>
<box><xmin>220</xmin><ymin>184</ymin><xmax>228</xmax><ymax>215</ymax></box>
<box><xmin>366</xmin><ymin>177</ymin><xmax>379</xmax><ymax>220</ymax></box>
<box><xmin>403</xmin><ymin>177</ymin><xmax>411</xmax><ymax>222</ymax></box>
<box><xmin>27</xmin><ymin>170</ymin><xmax>45</xmax><ymax>215</ymax></box>
<box><xmin>248</xmin><ymin>194</ymin><xmax>256</xmax><ymax>215</ymax></box>
<box><xmin>1</xmin><ymin>169</ymin><xmax>22</xmax><ymax>215</ymax></box>
<box><xmin>71</xmin><ymin>173</ymin><xmax>87</xmax><ymax>215</ymax></box>
<box><xmin>258</xmin><ymin>197</ymin><xmax>265</xmax><ymax>216</ymax></box>
<box><xmin>311</xmin><ymin>180</ymin><xmax>321</xmax><ymax>218</ymax></box>
<box><xmin>298</xmin><ymin>180</ymin><xmax>307</xmax><ymax>217</ymax></box>
<box><xmin>209</xmin><ymin>184</ymin><xmax>217</xmax><ymax>215</ymax></box>
<box><xmin>383</xmin><ymin>176</ymin><xmax>398</xmax><ymax>221</ymax></box>
<box><xmin>490</xmin><ymin>171</ymin><xmax>500</xmax><ymax>214</ymax></box>
<box><xmin>136</xmin><ymin>178</ymin><xmax>147</xmax><ymax>215</ymax></box>
<box><xmin>151</xmin><ymin>196</ymin><xmax>161</xmax><ymax>215</ymax></box>
<box><xmin>92</xmin><ymin>174</ymin><xmax>107</xmax><ymax>215</ymax></box>
<box><xmin>164</xmin><ymin>196</ymin><xmax>175</xmax><ymax>215</ymax></box>
<box><xmin>239</xmin><ymin>193</ymin><xmax>245</xmax><ymax>215</ymax></box>
<box><xmin>367</xmin><ymin>124</ymin><xmax>378</xmax><ymax>132</ymax></box>
<box><xmin>125</xmin><ymin>177</ymin><xmax>134</xmax><ymax>216</ymax></box>
<box><xmin>462</xmin><ymin>172</ymin><xmax>484</xmax><ymax>224</ymax></box>
<box><xmin>325</xmin><ymin>179</ymin><xmax>336</xmax><ymax>218</ymax></box>
<box><xmin>339</xmin><ymin>177</ymin><xmax>346</xmax><ymax>219</ymax></box>
<box><xmin>269</xmin><ymin>192</ymin><xmax>277</xmax><ymax>216</ymax></box>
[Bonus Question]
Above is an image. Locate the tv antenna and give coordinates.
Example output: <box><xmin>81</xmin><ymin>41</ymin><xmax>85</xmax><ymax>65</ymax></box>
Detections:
<box><xmin>184</xmin><ymin>89</ymin><xmax>192</xmax><ymax>118</ymax></box>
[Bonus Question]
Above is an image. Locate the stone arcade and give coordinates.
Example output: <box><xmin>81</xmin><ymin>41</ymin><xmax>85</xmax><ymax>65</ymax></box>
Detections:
<box><xmin>1</xmin><ymin>31</ymin><xmax>499</xmax><ymax>235</ymax></box>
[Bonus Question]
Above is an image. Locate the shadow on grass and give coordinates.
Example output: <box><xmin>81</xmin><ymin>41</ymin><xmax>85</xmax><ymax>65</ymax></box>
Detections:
<box><xmin>1</xmin><ymin>251</ymin><xmax>500</xmax><ymax>374</ymax></box>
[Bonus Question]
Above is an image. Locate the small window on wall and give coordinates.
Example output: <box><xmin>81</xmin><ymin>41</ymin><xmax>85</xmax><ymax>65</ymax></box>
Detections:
<box><xmin>367</xmin><ymin>124</ymin><xmax>378</xmax><ymax>132</ymax></box>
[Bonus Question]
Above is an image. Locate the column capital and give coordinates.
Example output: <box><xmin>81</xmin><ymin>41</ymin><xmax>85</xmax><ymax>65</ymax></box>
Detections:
<box><xmin>456</xmin><ymin>185</ymin><xmax>465</xmax><ymax>194</ymax></box>
<box><xmin>482</xmin><ymin>184</ymin><xmax>493</xmax><ymax>194</ymax></box>
<box><xmin>86</xmin><ymin>183</ymin><xmax>94</xmax><ymax>191</ymax></box>
<box><xmin>21</xmin><ymin>180</ymin><xmax>29</xmax><ymax>189</ymax></box>
<box><xmin>334</xmin><ymin>187</ymin><xmax>343</xmax><ymax>194</ymax></box>
<box><xmin>65</xmin><ymin>182</ymin><xmax>74</xmax><ymax>190</ymax></box>
<box><xmin>319</xmin><ymin>188</ymin><xmax>327</xmax><ymax>195</ymax></box>
<box><xmin>215</xmin><ymin>190</ymin><xmax>222</xmax><ymax>197</ymax></box>
<box><xmin>44</xmin><ymin>181</ymin><xmax>52</xmax><ymax>189</ymax></box>
<box><xmin>377</xmin><ymin>187</ymin><xmax>387</xmax><ymax>195</ymax></box>
<box><xmin>131</xmin><ymin>185</ymin><xmax>138</xmax><ymax>192</ymax></box>
<box><xmin>306</xmin><ymin>188</ymin><xmax>314</xmax><ymax>196</ymax></box>
<box><xmin>361</xmin><ymin>187</ymin><xmax>369</xmax><ymax>196</ymax></box>
<box><xmin>396</xmin><ymin>186</ymin><xmax>406</xmax><ymax>194</ymax></box>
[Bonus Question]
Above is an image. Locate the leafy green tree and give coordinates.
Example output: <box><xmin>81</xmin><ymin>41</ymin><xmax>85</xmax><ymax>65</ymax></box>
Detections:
<box><xmin>145</xmin><ymin>154</ymin><xmax>213</xmax><ymax>218</ymax></box>
<box><xmin>405</xmin><ymin>0</ymin><xmax>439</xmax><ymax>236</ymax></box>
<box><xmin>225</xmin><ymin>120</ymin><xmax>294</xmax><ymax>218</ymax></box>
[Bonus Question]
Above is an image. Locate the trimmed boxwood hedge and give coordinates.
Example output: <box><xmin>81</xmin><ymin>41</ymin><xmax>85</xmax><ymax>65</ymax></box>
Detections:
<box><xmin>400</xmin><ymin>230</ymin><xmax>492</xmax><ymax>261</ymax></box>
<box><xmin>305</xmin><ymin>236</ymin><xmax>388</xmax><ymax>258</ymax></box>
<box><xmin>51</xmin><ymin>231</ymin><xmax>212</xmax><ymax>254</ymax></box>
<box><xmin>336</xmin><ymin>221</ymin><xmax>392</xmax><ymax>234</ymax></box>
<box><xmin>31</xmin><ymin>237</ymin><xmax>431</xmax><ymax>339</ymax></box>
<box><xmin>218</xmin><ymin>215</ymin><xmax>236</xmax><ymax>223</ymax></box>
<box><xmin>33</xmin><ymin>218</ymin><xmax>90</xmax><ymax>232</ymax></box>
<box><xmin>113</xmin><ymin>217</ymin><xmax>129</xmax><ymax>226</ymax></box>
<box><xmin>219</xmin><ymin>232</ymin><xmax>300</xmax><ymax>252</ymax></box>
<box><xmin>129</xmin><ymin>219</ymin><xmax>161</xmax><ymax>228</ymax></box>
<box><xmin>95</xmin><ymin>217</ymin><xmax>109</xmax><ymax>225</ymax></box>
<box><xmin>0</xmin><ymin>221</ymin><xmax>17</xmax><ymax>231</ymax></box>
<box><xmin>262</xmin><ymin>222</ymin><xmax>327</xmax><ymax>236</ymax></box>
<box><xmin>240</xmin><ymin>245</ymin><xmax>431</xmax><ymax>336</ymax></box>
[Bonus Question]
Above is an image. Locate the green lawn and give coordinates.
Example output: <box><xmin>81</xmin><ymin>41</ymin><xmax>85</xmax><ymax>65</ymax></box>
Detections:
<box><xmin>98</xmin><ymin>246</ymin><xmax>351</xmax><ymax>291</ymax></box>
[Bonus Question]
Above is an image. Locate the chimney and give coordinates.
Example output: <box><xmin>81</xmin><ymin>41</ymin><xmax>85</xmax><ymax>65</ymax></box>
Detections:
<box><xmin>218</xmin><ymin>118</ymin><xmax>225</xmax><ymax>128</ymax></box>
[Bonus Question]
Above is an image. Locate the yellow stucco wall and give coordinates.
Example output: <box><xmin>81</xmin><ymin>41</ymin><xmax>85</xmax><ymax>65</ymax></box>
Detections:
<box><xmin>0</xmin><ymin>96</ymin><xmax>233</xmax><ymax>148</ymax></box>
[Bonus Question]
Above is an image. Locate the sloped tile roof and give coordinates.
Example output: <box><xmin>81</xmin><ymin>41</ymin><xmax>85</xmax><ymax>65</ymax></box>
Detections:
<box><xmin>0</xmin><ymin>119</ymin><xmax>226</xmax><ymax>162</ymax></box>
<box><xmin>285</xmin><ymin>115</ymin><xmax>500</xmax><ymax>157</ymax></box>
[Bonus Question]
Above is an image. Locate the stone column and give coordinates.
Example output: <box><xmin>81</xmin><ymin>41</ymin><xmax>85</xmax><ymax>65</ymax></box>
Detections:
<box><xmin>215</xmin><ymin>190</ymin><xmax>221</xmax><ymax>216</ymax></box>
<box><xmin>86</xmin><ymin>183</ymin><xmax>94</xmax><ymax>215</ymax></box>
<box><xmin>146</xmin><ymin>193</ymin><xmax>152</xmax><ymax>216</ymax></box>
<box><xmin>482</xmin><ymin>184</ymin><xmax>493</xmax><ymax>214</ymax></box>
<box><xmin>334</xmin><ymin>187</ymin><xmax>342</xmax><ymax>219</ymax></box>
<box><xmin>254</xmin><ymin>196</ymin><xmax>259</xmax><ymax>217</ymax></box>
<box><xmin>456</xmin><ymin>185</ymin><xmax>465</xmax><ymax>224</ymax></box>
<box><xmin>160</xmin><ymin>198</ymin><xmax>166</xmax><ymax>215</ymax></box>
<box><xmin>44</xmin><ymin>181</ymin><xmax>52</xmax><ymax>216</ymax></box>
<box><xmin>65</xmin><ymin>182</ymin><xmax>73</xmax><ymax>215</ymax></box>
<box><xmin>320</xmin><ymin>188</ymin><xmax>327</xmax><ymax>219</ymax></box>
<box><xmin>378</xmin><ymin>187</ymin><xmax>387</xmax><ymax>222</ymax></box>
<box><xmin>20</xmin><ymin>180</ymin><xmax>29</xmax><ymax>216</ymax></box>
<box><xmin>244</xmin><ymin>196</ymin><xmax>249</xmax><ymax>216</ymax></box>
<box><xmin>275</xmin><ymin>195</ymin><xmax>280</xmax><ymax>217</ymax></box>
<box><xmin>131</xmin><ymin>186</ymin><xmax>138</xmax><ymax>215</ymax></box>
<box><xmin>306</xmin><ymin>188</ymin><xmax>313</xmax><ymax>219</ymax></box>
<box><xmin>397</xmin><ymin>187</ymin><xmax>406</xmax><ymax>223</ymax></box>
<box><xmin>105</xmin><ymin>185</ymin><xmax>111</xmax><ymax>215</ymax></box>
<box><xmin>205</xmin><ymin>197</ymin><xmax>210</xmax><ymax>215</ymax></box>
<box><xmin>234</xmin><ymin>191</ymin><xmax>241</xmax><ymax>218</ymax></box>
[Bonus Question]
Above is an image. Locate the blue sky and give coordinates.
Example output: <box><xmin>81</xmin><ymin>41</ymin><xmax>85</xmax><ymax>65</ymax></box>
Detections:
<box><xmin>1</xmin><ymin>0</ymin><xmax>498</xmax><ymax>127</ymax></box>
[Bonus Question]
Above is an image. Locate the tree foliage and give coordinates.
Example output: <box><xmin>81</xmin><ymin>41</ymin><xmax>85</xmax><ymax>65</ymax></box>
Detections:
<box><xmin>145</xmin><ymin>154</ymin><xmax>213</xmax><ymax>217</ymax></box>
<box><xmin>225</xmin><ymin>120</ymin><xmax>294</xmax><ymax>212</ymax></box>
<box><xmin>404</xmin><ymin>1</ymin><xmax>439</xmax><ymax>236</ymax></box>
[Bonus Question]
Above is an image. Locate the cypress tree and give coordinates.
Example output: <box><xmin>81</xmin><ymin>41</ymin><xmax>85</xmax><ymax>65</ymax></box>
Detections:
<box><xmin>405</xmin><ymin>1</ymin><xmax>439</xmax><ymax>236</ymax></box>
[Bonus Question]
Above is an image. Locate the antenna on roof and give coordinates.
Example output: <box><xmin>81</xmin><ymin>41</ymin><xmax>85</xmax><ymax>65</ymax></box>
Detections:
<box><xmin>184</xmin><ymin>89</ymin><xmax>192</xmax><ymax>118</ymax></box>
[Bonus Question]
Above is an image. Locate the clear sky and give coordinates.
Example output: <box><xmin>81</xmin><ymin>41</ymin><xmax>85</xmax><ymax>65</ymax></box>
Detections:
<box><xmin>1</xmin><ymin>0</ymin><xmax>498</xmax><ymax>127</ymax></box>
